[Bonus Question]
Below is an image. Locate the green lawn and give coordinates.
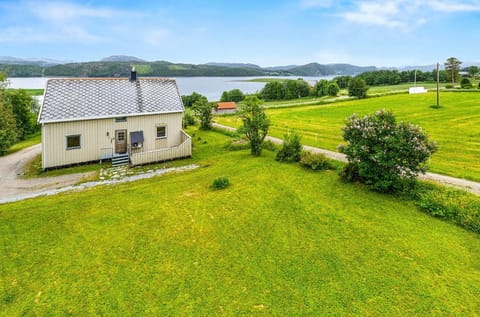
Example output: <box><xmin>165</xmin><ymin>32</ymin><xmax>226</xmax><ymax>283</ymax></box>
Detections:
<box><xmin>7</xmin><ymin>88</ymin><xmax>44</xmax><ymax>96</ymax></box>
<box><xmin>217</xmin><ymin>91</ymin><xmax>480</xmax><ymax>182</ymax></box>
<box><xmin>1</xmin><ymin>128</ymin><xmax>479</xmax><ymax>315</ymax></box>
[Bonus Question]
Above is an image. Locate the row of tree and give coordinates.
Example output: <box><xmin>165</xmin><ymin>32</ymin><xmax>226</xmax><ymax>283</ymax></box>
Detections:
<box><xmin>260</xmin><ymin>79</ymin><xmax>311</xmax><ymax>100</ymax></box>
<box><xmin>0</xmin><ymin>73</ymin><xmax>40</xmax><ymax>154</ymax></box>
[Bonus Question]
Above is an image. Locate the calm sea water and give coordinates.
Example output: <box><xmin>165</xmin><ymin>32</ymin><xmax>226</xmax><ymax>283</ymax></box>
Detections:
<box><xmin>8</xmin><ymin>76</ymin><xmax>334</xmax><ymax>101</ymax></box>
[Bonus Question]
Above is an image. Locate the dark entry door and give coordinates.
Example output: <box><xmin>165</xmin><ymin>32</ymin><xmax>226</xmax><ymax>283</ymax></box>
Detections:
<box><xmin>115</xmin><ymin>129</ymin><xmax>127</xmax><ymax>154</ymax></box>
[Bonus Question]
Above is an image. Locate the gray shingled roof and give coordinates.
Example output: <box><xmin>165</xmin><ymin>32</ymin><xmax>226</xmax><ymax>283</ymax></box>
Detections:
<box><xmin>39</xmin><ymin>78</ymin><xmax>184</xmax><ymax>123</ymax></box>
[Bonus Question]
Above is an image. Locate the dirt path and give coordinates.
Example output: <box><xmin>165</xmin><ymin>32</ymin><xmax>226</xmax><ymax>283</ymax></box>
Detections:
<box><xmin>0</xmin><ymin>144</ymin><xmax>95</xmax><ymax>203</ymax></box>
<box><xmin>213</xmin><ymin>122</ymin><xmax>480</xmax><ymax>195</ymax></box>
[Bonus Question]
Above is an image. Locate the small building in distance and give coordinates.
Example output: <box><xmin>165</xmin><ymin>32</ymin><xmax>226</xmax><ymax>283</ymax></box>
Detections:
<box><xmin>38</xmin><ymin>69</ymin><xmax>191</xmax><ymax>170</ymax></box>
<box><xmin>215</xmin><ymin>101</ymin><xmax>237</xmax><ymax>114</ymax></box>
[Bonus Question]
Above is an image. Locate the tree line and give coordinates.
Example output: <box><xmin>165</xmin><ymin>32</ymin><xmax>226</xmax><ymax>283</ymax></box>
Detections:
<box><xmin>0</xmin><ymin>73</ymin><xmax>40</xmax><ymax>154</ymax></box>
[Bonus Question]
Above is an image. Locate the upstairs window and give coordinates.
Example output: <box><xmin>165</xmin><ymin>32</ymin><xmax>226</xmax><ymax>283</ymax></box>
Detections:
<box><xmin>66</xmin><ymin>135</ymin><xmax>81</xmax><ymax>150</ymax></box>
<box><xmin>115</xmin><ymin>117</ymin><xmax>127</xmax><ymax>122</ymax></box>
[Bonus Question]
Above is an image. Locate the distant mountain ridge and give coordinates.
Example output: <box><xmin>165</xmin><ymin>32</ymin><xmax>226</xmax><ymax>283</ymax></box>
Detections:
<box><xmin>204</xmin><ymin>62</ymin><xmax>261</xmax><ymax>69</ymax></box>
<box><xmin>2</xmin><ymin>55</ymin><xmax>480</xmax><ymax>77</ymax></box>
<box><xmin>0</xmin><ymin>56</ymin><xmax>71</xmax><ymax>66</ymax></box>
<box><xmin>101</xmin><ymin>55</ymin><xmax>146</xmax><ymax>62</ymax></box>
<box><xmin>0</xmin><ymin>58</ymin><xmax>380</xmax><ymax>77</ymax></box>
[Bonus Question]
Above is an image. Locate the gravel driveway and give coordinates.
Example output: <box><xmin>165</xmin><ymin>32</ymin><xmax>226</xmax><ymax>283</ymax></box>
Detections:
<box><xmin>0</xmin><ymin>144</ymin><xmax>96</xmax><ymax>203</ymax></box>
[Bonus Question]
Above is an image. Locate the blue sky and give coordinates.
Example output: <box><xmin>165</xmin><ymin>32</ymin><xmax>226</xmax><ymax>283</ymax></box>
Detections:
<box><xmin>1</xmin><ymin>0</ymin><xmax>479</xmax><ymax>67</ymax></box>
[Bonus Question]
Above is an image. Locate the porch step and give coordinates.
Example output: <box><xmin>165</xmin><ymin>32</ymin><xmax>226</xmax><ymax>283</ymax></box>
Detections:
<box><xmin>112</xmin><ymin>153</ymin><xmax>129</xmax><ymax>167</ymax></box>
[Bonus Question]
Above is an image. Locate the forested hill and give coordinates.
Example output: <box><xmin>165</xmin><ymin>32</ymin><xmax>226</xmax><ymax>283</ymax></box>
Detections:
<box><xmin>0</xmin><ymin>60</ymin><xmax>377</xmax><ymax>77</ymax></box>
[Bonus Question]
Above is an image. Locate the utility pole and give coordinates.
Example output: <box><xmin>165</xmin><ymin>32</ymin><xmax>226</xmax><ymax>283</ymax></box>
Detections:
<box><xmin>436</xmin><ymin>62</ymin><xmax>440</xmax><ymax>107</ymax></box>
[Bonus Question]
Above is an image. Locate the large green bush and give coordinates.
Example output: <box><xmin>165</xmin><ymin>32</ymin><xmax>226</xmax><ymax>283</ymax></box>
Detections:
<box><xmin>339</xmin><ymin>109</ymin><xmax>437</xmax><ymax>193</ymax></box>
<box><xmin>460</xmin><ymin>78</ymin><xmax>473</xmax><ymax>89</ymax></box>
<box><xmin>348</xmin><ymin>77</ymin><xmax>369</xmax><ymax>99</ymax></box>
<box><xmin>276</xmin><ymin>132</ymin><xmax>302</xmax><ymax>162</ymax></box>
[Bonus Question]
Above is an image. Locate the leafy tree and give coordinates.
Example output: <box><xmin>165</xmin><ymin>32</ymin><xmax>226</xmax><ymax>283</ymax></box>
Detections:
<box><xmin>238</xmin><ymin>95</ymin><xmax>269</xmax><ymax>156</ymax></box>
<box><xmin>313</xmin><ymin>80</ymin><xmax>329</xmax><ymax>97</ymax></box>
<box><xmin>181</xmin><ymin>92</ymin><xmax>205</xmax><ymax>107</ymax></box>
<box><xmin>220</xmin><ymin>89</ymin><xmax>244</xmax><ymax>102</ymax></box>
<box><xmin>261</xmin><ymin>81</ymin><xmax>284</xmax><ymax>100</ymax></box>
<box><xmin>284</xmin><ymin>80</ymin><xmax>299</xmax><ymax>100</ymax></box>
<box><xmin>348</xmin><ymin>77</ymin><xmax>368</xmax><ymax>98</ymax></box>
<box><xmin>276</xmin><ymin>131</ymin><xmax>302</xmax><ymax>162</ymax></box>
<box><xmin>444</xmin><ymin>57</ymin><xmax>462</xmax><ymax>84</ymax></box>
<box><xmin>0</xmin><ymin>73</ymin><xmax>18</xmax><ymax>154</ymax></box>
<box><xmin>295</xmin><ymin>79</ymin><xmax>311</xmax><ymax>97</ymax></box>
<box><xmin>7</xmin><ymin>89</ymin><xmax>38</xmax><ymax>139</ymax></box>
<box><xmin>468</xmin><ymin>66</ymin><xmax>479</xmax><ymax>78</ymax></box>
<box><xmin>192</xmin><ymin>97</ymin><xmax>213</xmax><ymax>129</ymax></box>
<box><xmin>333</xmin><ymin>76</ymin><xmax>352</xmax><ymax>89</ymax></box>
<box><xmin>228</xmin><ymin>89</ymin><xmax>244</xmax><ymax>102</ymax></box>
<box><xmin>326</xmin><ymin>82</ymin><xmax>340</xmax><ymax>96</ymax></box>
<box><xmin>339</xmin><ymin>109</ymin><xmax>437</xmax><ymax>193</ymax></box>
<box><xmin>220</xmin><ymin>91</ymin><xmax>229</xmax><ymax>102</ymax></box>
<box><xmin>460</xmin><ymin>77</ymin><xmax>473</xmax><ymax>89</ymax></box>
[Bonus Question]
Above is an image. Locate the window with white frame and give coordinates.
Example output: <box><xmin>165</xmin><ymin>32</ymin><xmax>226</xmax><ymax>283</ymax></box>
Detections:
<box><xmin>156</xmin><ymin>125</ymin><xmax>167</xmax><ymax>139</ymax></box>
<box><xmin>66</xmin><ymin>134</ymin><xmax>81</xmax><ymax>150</ymax></box>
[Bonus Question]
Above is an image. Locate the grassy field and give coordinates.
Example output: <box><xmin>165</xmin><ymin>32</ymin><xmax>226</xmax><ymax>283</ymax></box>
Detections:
<box><xmin>7</xmin><ymin>88</ymin><xmax>44</xmax><ymax>96</ymax></box>
<box><xmin>367</xmin><ymin>82</ymin><xmax>454</xmax><ymax>94</ymax></box>
<box><xmin>1</xmin><ymin>128</ymin><xmax>480</xmax><ymax>315</ymax></box>
<box><xmin>216</xmin><ymin>91</ymin><xmax>480</xmax><ymax>182</ymax></box>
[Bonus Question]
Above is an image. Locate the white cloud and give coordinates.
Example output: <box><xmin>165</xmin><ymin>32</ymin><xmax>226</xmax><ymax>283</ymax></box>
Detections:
<box><xmin>427</xmin><ymin>0</ymin><xmax>480</xmax><ymax>12</ymax></box>
<box><xmin>334</xmin><ymin>0</ymin><xmax>480</xmax><ymax>31</ymax></box>
<box><xmin>341</xmin><ymin>1</ymin><xmax>406</xmax><ymax>29</ymax></box>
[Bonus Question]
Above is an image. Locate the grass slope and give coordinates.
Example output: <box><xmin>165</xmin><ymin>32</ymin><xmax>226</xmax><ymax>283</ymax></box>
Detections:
<box><xmin>217</xmin><ymin>91</ymin><xmax>480</xmax><ymax>181</ymax></box>
<box><xmin>5</xmin><ymin>132</ymin><xmax>41</xmax><ymax>155</ymax></box>
<box><xmin>1</xmin><ymin>129</ymin><xmax>479</xmax><ymax>315</ymax></box>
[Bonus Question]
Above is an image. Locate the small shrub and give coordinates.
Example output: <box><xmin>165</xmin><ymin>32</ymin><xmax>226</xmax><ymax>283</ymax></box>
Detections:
<box><xmin>211</xmin><ymin>177</ymin><xmax>230</xmax><ymax>190</ymax></box>
<box><xmin>182</xmin><ymin>111</ymin><xmax>196</xmax><ymax>128</ymax></box>
<box><xmin>445</xmin><ymin>84</ymin><xmax>454</xmax><ymax>89</ymax></box>
<box><xmin>276</xmin><ymin>132</ymin><xmax>302</xmax><ymax>162</ymax></box>
<box><xmin>299</xmin><ymin>151</ymin><xmax>333</xmax><ymax>171</ymax></box>
<box><xmin>460</xmin><ymin>78</ymin><xmax>473</xmax><ymax>89</ymax></box>
<box><xmin>478</xmin><ymin>81</ymin><xmax>480</xmax><ymax>89</ymax></box>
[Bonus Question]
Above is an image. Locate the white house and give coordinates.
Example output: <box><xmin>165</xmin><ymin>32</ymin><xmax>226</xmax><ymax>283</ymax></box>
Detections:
<box><xmin>38</xmin><ymin>70</ymin><xmax>191</xmax><ymax>169</ymax></box>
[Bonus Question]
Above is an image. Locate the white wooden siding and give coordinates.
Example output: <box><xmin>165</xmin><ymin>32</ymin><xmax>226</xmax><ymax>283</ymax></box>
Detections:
<box><xmin>42</xmin><ymin>112</ymin><xmax>183</xmax><ymax>169</ymax></box>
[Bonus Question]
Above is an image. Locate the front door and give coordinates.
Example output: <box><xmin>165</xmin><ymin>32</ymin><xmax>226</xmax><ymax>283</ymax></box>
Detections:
<box><xmin>115</xmin><ymin>129</ymin><xmax>127</xmax><ymax>154</ymax></box>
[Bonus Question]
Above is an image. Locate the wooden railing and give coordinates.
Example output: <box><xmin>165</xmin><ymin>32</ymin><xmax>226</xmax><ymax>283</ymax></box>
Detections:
<box><xmin>130</xmin><ymin>130</ymin><xmax>192</xmax><ymax>166</ymax></box>
<box><xmin>100</xmin><ymin>147</ymin><xmax>113</xmax><ymax>160</ymax></box>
